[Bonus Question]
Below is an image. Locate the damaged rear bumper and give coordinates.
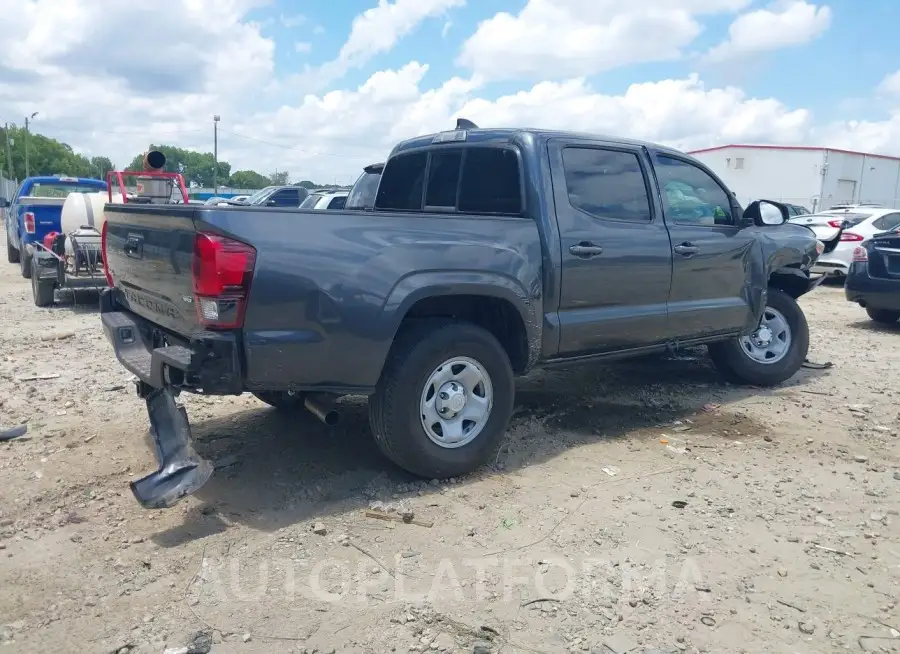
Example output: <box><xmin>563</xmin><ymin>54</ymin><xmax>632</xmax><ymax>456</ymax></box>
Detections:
<box><xmin>99</xmin><ymin>288</ymin><xmax>241</xmax><ymax>508</ymax></box>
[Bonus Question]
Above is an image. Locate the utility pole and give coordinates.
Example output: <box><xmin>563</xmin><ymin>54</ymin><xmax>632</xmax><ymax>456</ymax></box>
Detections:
<box><xmin>3</xmin><ymin>123</ymin><xmax>14</xmax><ymax>181</ymax></box>
<box><xmin>213</xmin><ymin>115</ymin><xmax>220</xmax><ymax>196</ymax></box>
<box><xmin>24</xmin><ymin>112</ymin><xmax>37</xmax><ymax>178</ymax></box>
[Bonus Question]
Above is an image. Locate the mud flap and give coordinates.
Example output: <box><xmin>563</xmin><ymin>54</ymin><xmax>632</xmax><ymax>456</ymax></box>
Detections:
<box><xmin>130</xmin><ymin>386</ymin><xmax>213</xmax><ymax>509</ymax></box>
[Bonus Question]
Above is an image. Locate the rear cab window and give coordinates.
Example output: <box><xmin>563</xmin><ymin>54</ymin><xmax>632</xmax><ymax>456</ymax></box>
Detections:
<box><xmin>24</xmin><ymin>182</ymin><xmax>106</xmax><ymax>197</ymax></box>
<box><xmin>375</xmin><ymin>146</ymin><xmax>522</xmax><ymax>215</ymax></box>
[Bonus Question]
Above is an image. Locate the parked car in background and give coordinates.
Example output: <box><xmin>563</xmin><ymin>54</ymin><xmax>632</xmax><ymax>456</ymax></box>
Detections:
<box><xmin>299</xmin><ymin>190</ymin><xmax>349</xmax><ymax>210</ymax></box>
<box><xmin>230</xmin><ymin>195</ymin><xmax>250</xmax><ymax>203</ymax></box>
<box><xmin>785</xmin><ymin>203</ymin><xmax>810</xmax><ymax>217</ymax></box>
<box><xmin>845</xmin><ymin>227</ymin><xmax>900</xmax><ymax>325</ymax></box>
<box><xmin>99</xmin><ymin>122</ymin><xmax>827</xmax><ymax>509</ymax></box>
<box><xmin>789</xmin><ymin>207</ymin><xmax>900</xmax><ymax>277</ymax></box>
<box><xmin>4</xmin><ymin>175</ymin><xmax>108</xmax><ymax>278</ymax></box>
<box><xmin>226</xmin><ymin>185</ymin><xmax>308</xmax><ymax>208</ymax></box>
<box><xmin>203</xmin><ymin>196</ymin><xmax>230</xmax><ymax>206</ymax></box>
<box><xmin>345</xmin><ymin>162</ymin><xmax>383</xmax><ymax>210</ymax></box>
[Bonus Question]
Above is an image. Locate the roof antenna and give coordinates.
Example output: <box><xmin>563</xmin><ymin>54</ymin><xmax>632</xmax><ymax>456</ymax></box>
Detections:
<box><xmin>456</xmin><ymin>118</ymin><xmax>478</xmax><ymax>130</ymax></box>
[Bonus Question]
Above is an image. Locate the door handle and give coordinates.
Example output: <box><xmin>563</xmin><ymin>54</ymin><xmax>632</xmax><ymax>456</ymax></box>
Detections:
<box><xmin>569</xmin><ymin>242</ymin><xmax>604</xmax><ymax>257</ymax></box>
<box><xmin>673</xmin><ymin>243</ymin><xmax>699</xmax><ymax>256</ymax></box>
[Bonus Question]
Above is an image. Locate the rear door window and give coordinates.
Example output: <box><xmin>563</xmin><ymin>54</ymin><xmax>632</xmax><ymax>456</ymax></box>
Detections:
<box><xmin>327</xmin><ymin>196</ymin><xmax>347</xmax><ymax>210</ymax></box>
<box><xmin>561</xmin><ymin>147</ymin><xmax>652</xmax><ymax>223</ymax></box>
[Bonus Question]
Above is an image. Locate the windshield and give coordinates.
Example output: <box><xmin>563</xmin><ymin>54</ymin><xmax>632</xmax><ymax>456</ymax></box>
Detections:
<box><xmin>24</xmin><ymin>182</ymin><xmax>106</xmax><ymax>197</ymax></box>
<box><xmin>244</xmin><ymin>186</ymin><xmax>276</xmax><ymax>204</ymax></box>
<box><xmin>345</xmin><ymin>172</ymin><xmax>381</xmax><ymax>210</ymax></box>
<box><xmin>300</xmin><ymin>193</ymin><xmax>323</xmax><ymax>209</ymax></box>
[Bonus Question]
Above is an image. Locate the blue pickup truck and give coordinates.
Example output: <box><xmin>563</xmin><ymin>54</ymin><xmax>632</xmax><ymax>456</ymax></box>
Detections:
<box><xmin>3</xmin><ymin>175</ymin><xmax>108</xmax><ymax>278</ymax></box>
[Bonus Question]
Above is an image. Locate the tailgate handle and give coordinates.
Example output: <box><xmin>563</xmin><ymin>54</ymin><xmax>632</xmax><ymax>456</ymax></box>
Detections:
<box><xmin>124</xmin><ymin>236</ymin><xmax>143</xmax><ymax>259</ymax></box>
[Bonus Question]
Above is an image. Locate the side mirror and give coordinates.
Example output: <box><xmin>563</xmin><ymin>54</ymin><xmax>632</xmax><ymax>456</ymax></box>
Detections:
<box><xmin>742</xmin><ymin>200</ymin><xmax>788</xmax><ymax>227</ymax></box>
<box><xmin>0</xmin><ymin>198</ymin><xmax>8</xmax><ymax>208</ymax></box>
<box><xmin>266</xmin><ymin>199</ymin><xmax>277</xmax><ymax>206</ymax></box>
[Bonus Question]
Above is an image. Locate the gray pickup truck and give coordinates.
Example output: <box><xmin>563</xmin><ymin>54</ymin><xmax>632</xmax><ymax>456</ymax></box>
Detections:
<box><xmin>99</xmin><ymin>122</ymin><xmax>830</xmax><ymax>509</ymax></box>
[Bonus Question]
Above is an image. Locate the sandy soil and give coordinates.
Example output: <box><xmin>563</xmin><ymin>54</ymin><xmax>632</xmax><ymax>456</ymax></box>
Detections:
<box><xmin>1</xmin><ymin>227</ymin><xmax>898</xmax><ymax>654</ymax></box>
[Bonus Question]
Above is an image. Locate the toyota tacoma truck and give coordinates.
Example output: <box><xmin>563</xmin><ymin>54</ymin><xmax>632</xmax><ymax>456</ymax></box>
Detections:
<box><xmin>99</xmin><ymin>124</ymin><xmax>830</xmax><ymax>509</ymax></box>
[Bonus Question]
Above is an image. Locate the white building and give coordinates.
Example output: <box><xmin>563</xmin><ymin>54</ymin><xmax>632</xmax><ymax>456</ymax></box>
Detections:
<box><xmin>688</xmin><ymin>144</ymin><xmax>900</xmax><ymax>212</ymax></box>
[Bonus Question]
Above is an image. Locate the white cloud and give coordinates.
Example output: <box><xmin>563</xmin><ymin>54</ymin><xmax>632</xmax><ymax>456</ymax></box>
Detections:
<box><xmin>304</xmin><ymin>0</ymin><xmax>464</xmax><ymax>89</ymax></box>
<box><xmin>878</xmin><ymin>70</ymin><xmax>900</xmax><ymax>97</ymax></box>
<box><xmin>705</xmin><ymin>1</ymin><xmax>831</xmax><ymax>63</ymax></box>
<box><xmin>2</xmin><ymin>0</ymin><xmax>899</xmax><ymax>187</ymax></box>
<box><xmin>295</xmin><ymin>41</ymin><xmax>312</xmax><ymax>53</ymax></box>
<box><xmin>457</xmin><ymin>0</ymin><xmax>751</xmax><ymax>81</ymax></box>
<box><xmin>280</xmin><ymin>13</ymin><xmax>307</xmax><ymax>28</ymax></box>
<box><xmin>441</xmin><ymin>20</ymin><xmax>452</xmax><ymax>37</ymax></box>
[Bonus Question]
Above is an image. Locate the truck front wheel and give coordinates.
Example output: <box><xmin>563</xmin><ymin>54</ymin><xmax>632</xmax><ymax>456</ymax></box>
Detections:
<box><xmin>369</xmin><ymin>320</ymin><xmax>514</xmax><ymax>479</ymax></box>
<box><xmin>31</xmin><ymin>274</ymin><xmax>55</xmax><ymax>307</ymax></box>
<box><xmin>708</xmin><ymin>288</ymin><xmax>809</xmax><ymax>386</ymax></box>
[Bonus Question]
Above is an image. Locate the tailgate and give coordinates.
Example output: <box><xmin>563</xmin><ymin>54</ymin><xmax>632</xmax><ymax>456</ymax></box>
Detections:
<box><xmin>104</xmin><ymin>204</ymin><xmax>201</xmax><ymax>335</ymax></box>
<box><xmin>21</xmin><ymin>200</ymin><xmax>65</xmax><ymax>241</ymax></box>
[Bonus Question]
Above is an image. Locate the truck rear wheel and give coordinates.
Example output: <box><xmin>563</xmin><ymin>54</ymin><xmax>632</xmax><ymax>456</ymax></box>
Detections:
<box><xmin>20</xmin><ymin>249</ymin><xmax>32</xmax><ymax>279</ymax></box>
<box><xmin>708</xmin><ymin>288</ymin><xmax>808</xmax><ymax>386</ymax></box>
<box><xmin>31</xmin><ymin>274</ymin><xmax>55</xmax><ymax>307</ymax></box>
<box><xmin>865</xmin><ymin>307</ymin><xmax>900</xmax><ymax>325</ymax></box>
<box><xmin>368</xmin><ymin>320</ymin><xmax>514</xmax><ymax>479</ymax></box>
<box><xmin>252</xmin><ymin>391</ymin><xmax>308</xmax><ymax>409</ymax></box>
<box><xmin>6</xmin><ymin>239</ymin><xmax>19</xmax><ymax>264</ymax></box>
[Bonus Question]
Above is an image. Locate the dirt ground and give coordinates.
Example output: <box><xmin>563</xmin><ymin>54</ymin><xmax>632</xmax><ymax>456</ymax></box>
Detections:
<box><xmin>1</xmin><ymin>229</ymin><xmax>898</xmax><ymax>654</ymax></box>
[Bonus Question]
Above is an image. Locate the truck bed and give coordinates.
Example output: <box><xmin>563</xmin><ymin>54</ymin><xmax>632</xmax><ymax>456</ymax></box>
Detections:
<box><xmin>102</xmin><ymin>203</ymin><xmax>544</xmax><ymax>392</ymax></box>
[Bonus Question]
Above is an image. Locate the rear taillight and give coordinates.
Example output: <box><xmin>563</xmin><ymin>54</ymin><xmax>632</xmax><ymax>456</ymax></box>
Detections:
<box><xmin>23</xmin><ymin>212</ymin><xmax>35</xmax><ymax>234</ymax></box>
<box><xmin>192</xmin><ymin>232</ymin><xmax>256</xmax><ymax>329</ymax></box>
<box><xmin>101</xmin><ymin>221</ymin><xmax>114</xmax><ymax>287</ymax></box>
<box><xmin>852</xmin><ymin>246</ymin><xmax>868</xmax><ymax>262</ymax></box>
<box><xmin>840</xmin><ymin>232</ymin><xmax>863</xmax><ymax>242</ymax></box>
<box><xmin>827</xmin><ymin>220</ymin><xmax>844</xmax><ymax>228</ymax></box>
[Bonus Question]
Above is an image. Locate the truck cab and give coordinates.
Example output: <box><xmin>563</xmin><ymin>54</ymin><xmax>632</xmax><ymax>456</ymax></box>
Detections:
<box><xmin>5</xmin><ymin>175</ymin><xmax>108</xmax><ymax>278</ymax></box>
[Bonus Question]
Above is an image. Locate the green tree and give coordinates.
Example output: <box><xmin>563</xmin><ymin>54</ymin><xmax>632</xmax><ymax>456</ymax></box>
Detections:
<box><xmin>294</xmin><ymin>180</ymin><xmax>317</xmax><ymax>190</ymax></box>
<box><xmin>228</xmin><ymin>169</ymin><xmax>271</xmax><ymax>189</ymax></box>
<box><xmin>126</xmin><ymin>144</ymin><xmax>230</xmax><ymax>187</ymax></box>
<box><xmin>269</xmin><ymin>170</ymin><xmax>289</xmax><ymax>185</ymax></box>
<box><xmin>90</xmin><ymin>156</ymin><xmax>114</xmax><ymax>179</ymax></box>
<box><xmin>0</xmin><ymin>123</ymin><xmax>111</xmax><ymax>181</ymax></box>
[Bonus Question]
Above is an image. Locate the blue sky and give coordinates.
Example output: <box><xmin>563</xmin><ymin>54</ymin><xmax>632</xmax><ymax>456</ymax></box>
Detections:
<box><xmin>249</xmin><ymin>0</ymin><xmax>899</xmax><ymax>126</ymax></box>
<box><xmin>3</xmin><ymin>0</ymin><xmax>899</xmax><ymax>182</ymax></box>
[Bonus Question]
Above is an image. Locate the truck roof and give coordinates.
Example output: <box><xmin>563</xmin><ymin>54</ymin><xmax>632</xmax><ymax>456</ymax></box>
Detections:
<box><xmin>23</xmin><ymin>176</ymin><xmax>107</xmax><ymax>186</ymax></box>
<box><xmin>391</xmin><ymin>127</ymin><xmax>689</xmax><ymax>160</ymax></box>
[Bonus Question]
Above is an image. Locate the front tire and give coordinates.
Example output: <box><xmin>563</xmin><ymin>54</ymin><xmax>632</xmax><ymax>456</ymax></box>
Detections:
<box><xmin>708</xmin><ymin>288</ymin><xmax>809</xmax><ymax>386</ymax></box>
<box><xmin>31</xmin><ymin>274</ymin><xmax>55</xmax><ymax>307</ymax></box>
<box><xmin>369</xmin><ymin>320</ymin><xmax>514</xmax><ymax>479</ymax></box>
<box><xmin>7</xmin><ymin>239</ymin><xmax>19</xmax><ymax>264</ymax></box>
<box><xmin>866</xmin><ymin>307</ymin><xmax>900</xmax><ymax>325</ymax></box>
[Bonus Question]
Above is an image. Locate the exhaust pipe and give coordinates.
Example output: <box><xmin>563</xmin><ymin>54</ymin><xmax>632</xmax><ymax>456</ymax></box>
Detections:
<box><xmin>304</xmin><ymin>394</ymin><xmax>340</xmax><ymax>426</ymax></box>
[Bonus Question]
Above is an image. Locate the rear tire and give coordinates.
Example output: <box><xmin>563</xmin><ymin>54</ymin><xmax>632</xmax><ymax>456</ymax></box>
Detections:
<box><xmin>20</xmin><ymin>249</ymin><xmax>31</xmax><ymax>279</ymax></box>
<box><xmin>7</xmin><ymin>239</ymin><xmax>19</xmax><ymax>264</ymax></box>
<box><xmin>708</xmin><ymin>288</ymin><xmax>809</xmax><ymax>386</ymax></box>
<box><xmin>368</xmin><ymin>320</ymin><xmax>514</xmax><ymax>479</ymax></box>
<box><xmin>31</xmin><ymin>274</ymin><xmax>55</xmax><ymax>307</ymax></box>
<box><xmin>252</xmin><ymin>391</ymin><xmax>308</xmax><ymax>409</ymax></box>
<box><xmin>866</xmin><ymin>307</ymin><xmax>900</xmax><ymax>325</ymax></box>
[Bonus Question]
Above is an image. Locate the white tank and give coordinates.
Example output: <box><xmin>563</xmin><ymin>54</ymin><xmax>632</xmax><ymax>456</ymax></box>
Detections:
<box><xmin>60</xmin><ymin>191</ymin><xmax>123</xmax><ymax>235</ymax></box>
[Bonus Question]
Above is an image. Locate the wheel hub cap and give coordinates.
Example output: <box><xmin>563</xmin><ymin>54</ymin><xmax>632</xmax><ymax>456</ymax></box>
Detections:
<box><xmin>437</xmin><ymin>381</ymin><xmax>467</xmax><ymax>416</ymax></box>
<box><xmin>754</xmin><ymin>325</ymin><xmax>773</xmax><ymax>346</ymax></box>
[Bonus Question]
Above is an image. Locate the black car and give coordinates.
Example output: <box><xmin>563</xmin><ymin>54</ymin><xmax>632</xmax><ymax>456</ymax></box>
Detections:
<box><xmin>845</xmin><ymin>227</ymin><xmax>900</xmax><ymax>324</ymax></box>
